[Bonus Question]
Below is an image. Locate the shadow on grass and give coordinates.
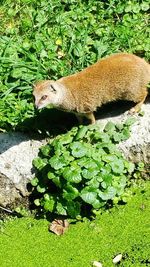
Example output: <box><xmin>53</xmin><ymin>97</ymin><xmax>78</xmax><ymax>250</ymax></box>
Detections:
<box><xmin>16</xmin><ymin>108</ymin><xmax>77</xmax><ymax>136</ymax></box>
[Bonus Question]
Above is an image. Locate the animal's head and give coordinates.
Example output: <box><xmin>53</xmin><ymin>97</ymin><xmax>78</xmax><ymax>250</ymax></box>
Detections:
<box><xmin>33</xmin><ymin>80</ymin><xmax>62</xmax><ymax>109</ymax></box>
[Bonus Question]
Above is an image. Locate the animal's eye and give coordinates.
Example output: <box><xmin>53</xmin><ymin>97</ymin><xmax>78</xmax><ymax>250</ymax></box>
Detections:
<box><xmin>41</xmin><ymin>95</ymin><xmax>47</xmax><ymax>101</ymax></box>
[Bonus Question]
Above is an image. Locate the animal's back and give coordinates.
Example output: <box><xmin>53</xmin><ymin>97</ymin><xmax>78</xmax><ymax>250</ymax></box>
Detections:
<box><xmin>60</xmin><ymin>53</ymin><xmax>150</xmax><ymax>112</ymax></box>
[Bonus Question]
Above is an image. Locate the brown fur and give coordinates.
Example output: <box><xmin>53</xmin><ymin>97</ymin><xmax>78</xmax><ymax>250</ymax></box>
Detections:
<box><xmin>33</xmin><ymin>53</ymin><xmax>150</xmax><ymax>124</ymax></box>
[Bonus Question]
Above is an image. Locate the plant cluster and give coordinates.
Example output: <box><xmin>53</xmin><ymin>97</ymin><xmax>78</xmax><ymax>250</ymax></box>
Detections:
<box><xmin>0</xmin><ymin>0</ymin><xmax>150</xmax><ymax>130</ymax></box>
<box><xmin>31</xmin><ymin>120</ymin><xmax>138</xmax><ymax>218</ymax></box>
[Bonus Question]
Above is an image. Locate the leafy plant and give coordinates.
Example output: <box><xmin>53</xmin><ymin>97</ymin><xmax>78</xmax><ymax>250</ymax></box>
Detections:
<box><xmin>31</xmin><ymin>121</ymin><xmax>138</xmax><ymax>218</ymax></box>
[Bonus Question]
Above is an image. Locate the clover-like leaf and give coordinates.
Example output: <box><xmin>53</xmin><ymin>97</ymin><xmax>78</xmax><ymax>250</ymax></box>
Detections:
<box><xmin>63</xmin><ymin>150</ymin><xmax>74</xmax><ymax>163</ymax></box>
<box><xmin>49</xmin><ymin>155</ymin><xmax>66</xmax><ymax>170</ymax></box>
<box><xmin>77</xmin><ymin>157</ymin><xmax>90</xmax><ymax>167</ymax></box>
<box><xmin>63</xmin><ymin>185</ymin><xmax>79</xmax><ymax>200</ymax></box>
<box><xmin>34</xmin><ymin>199</ymin><xmax>40</xmax><ymax>206</ymax></box>
<box><xmin>121</xmin><ymin>127</ymin><xmax>130</xmax><ymax>140</ymax></box>
<box><xmin>119</xmin><ymin>175</ymin><xmax>126</xmax><ymax>188</ymax></box>
<box><xmin>110</xmin><ymin>159</ymin><xmax>124</xmax><ymax>174</ymax></box>
<box><xmin>100</xmin><ymin>165</ymin><xmax>111</xmax><ymax>175</ymax></box>
<box><xmin>37</xmin><ymin>185</ymin><xmax>46</xmax><ymax>193</ymax></box>
<box><xmin>33</xmin><ymin>157</ymin><xmax>48</xmax><ymax>170</ymax></box>
<box><xmin>104</xmin><ymin>121</ymin><xmax>116</xmax><ymax>132</ymax></box>
<box><xmin>83</xmin><ymin>159</ymin><xmax>99</xmax><ymax>169</ymax></box>
<box><xmin>63</xmin><ymin>166</ymin><xmax>82</xmax><ymax>183</ymax></box>
<box><xmin>40</xmin><ymin>145</ymin><xmax>51</xmax><ymax>157</ymax></box>
<box><xmin>70</xmin><ymin>142</ymin><xmax>88</xmax><ymax>158</ymax></box>
<box><xmin>75</xmin><ymin>126</ymin><xmax>88</xmax><ymax>140</ymax></box>
<box><xmin>124</xmin><ymin>117</ymin><xmax>137</xmax><ymax>126</ymax></box>
<box><xmin>82</xmin><ymin>167</ymin><xmax>99</xmax><ymax>179</ymax></box>
<box><xmin>81</xmin><ymin>187</ymin><xmax>98</xmax><ymax>204</ymax></box>
<box><xmin>94</xmin><ymin>132</ymin><xmax>110</xmax><ymax>143</ymax></box>
<box><xmin>85</xmin><ymin>177</ymin><xmax>100</xmax><ymax>188</ymax></box>
<box><xmin>112</xmin><ymin>132</ymin><xmax>123</xmax><ymax>142</ymax></box>
<box><xmin>124</xmin><ymin>161</ymin><xmax>135</xmax><ymax>173</ymax></box>
<box><xmin>47</xmin><ymin>172</ymin><xmax>55</xmax><ymax>179</ymax></box>
<box><xmin>56</xmin><ymin>201</ymin><xmax>67</xmax><ymax>216</ymax></box>
<box><xmin>99</xmin><ymin>186</ymin><xmax>117</xmax><ymax>200</ymax></box>
<box><xmin>43</xmin><ymin>196</ymin><xmax>55</xmax><ymax>212</ymax></box>
<box><xmin>102</xmin><ymin>154</ymin><xmax>118</xmax><ymax>163</ymax></box>
<box><xmin>92</xmin><ymin>198</ymin><xmax>103</xmax><ymax>209</ymax></box>
<box><xmin>11</xmin><ymin>68</ymin><xmax>23</xmax><ymax>78</ymax></box>
<box><xmin>102</xmin><ymin>173</ymin><xmax>113</xmax><ymax>185</ymax></box>
<box><xmin>30</xmin><ymin>177</ymin><xmax>39</xmax><ymax>186</ymax></box>
<box><xmin>59</xmin><ymin>134</ymin><xmax>73</xmax><ymax>144</ymax></box>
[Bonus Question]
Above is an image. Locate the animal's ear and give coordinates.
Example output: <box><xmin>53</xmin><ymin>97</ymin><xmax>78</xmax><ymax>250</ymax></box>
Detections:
<box><xmin>49</xmin><ymin>84</ymin><xmax>57</xmax><ymax>93</ymax></box>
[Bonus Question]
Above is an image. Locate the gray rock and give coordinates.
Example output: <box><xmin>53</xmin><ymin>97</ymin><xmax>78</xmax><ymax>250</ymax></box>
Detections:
<box><xmin>97</xmin><ymin>102</ymin><xmax>150</xmax><ymax>163</ymax></box>
<box><xmin>0</xmin><ymin>132</ymin><xmax>46</xmax><ymax>207</ymax></box>
<box><xmin>0</xmin><ymin>102</ymin><xmax>149</xmax><ymax>207</ymax></box>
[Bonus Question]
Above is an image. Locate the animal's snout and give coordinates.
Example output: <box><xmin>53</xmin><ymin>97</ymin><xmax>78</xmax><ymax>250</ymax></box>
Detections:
<box><xmin>35</xmin><ymin>101</ymin><xmax>40</xmax><ymax>109</ymax></box>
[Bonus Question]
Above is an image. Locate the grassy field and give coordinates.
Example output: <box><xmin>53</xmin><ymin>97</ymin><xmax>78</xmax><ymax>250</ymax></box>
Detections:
<box><xmin>0</xmin><ymin>181</ymin><xmax>150</xmax><ymax>267</ymax></box>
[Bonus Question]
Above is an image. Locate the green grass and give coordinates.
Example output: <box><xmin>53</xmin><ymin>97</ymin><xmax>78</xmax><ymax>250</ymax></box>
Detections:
<box><xmin>0</xmin><ymin>0</ymin><xmax>150</xmax><ymax>131</ymax></box>
<box><xmin>0</xmin><ymin>181</ymin><xmax>150</xmax><ymax>267</ymax></box>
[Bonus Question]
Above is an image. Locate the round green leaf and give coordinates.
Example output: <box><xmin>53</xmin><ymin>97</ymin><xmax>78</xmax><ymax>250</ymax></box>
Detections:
<box><xmin>110</xmin><ymin>160</ymin><xmax>124</xmax><ymax>174</ymax></box>
<box><xmin>49</xmin><ymin>155</ymin><xmax>66</xmax><ymax>170</ymax></box>
<box><xmin>102</xmin><ymin>154</ymin><xmax>118</xmax><ymax>163</ymax></box>
<box><xmin>85</xmin><ymin>177</ymin><xmax>100</xmax><ymax>188</ymax></box>
<box><xmin>63</xmin><ymin>166</ymin><xmax>82</xmax><ymax>183</ymax></box>
<box><xmin>63</xmin><ymin>185</ymin><xmax>79</xmax><ymax>200</ymax></box>
<box><xmin>81</xmin><ymin>187</ymin><xmax>97</xmax><ymax>204</ymax></box>
<box><xmin>70</xmin><ymin>142</ymin><xmax>88</xmax><ymax>158</ymax></box>
<box><xmin>75</xmin><ymin>126</ymin><xmax>88</xmax><ymax>140</ymax></box>
<box><xmin>37</xmin><ymin>185</ymin><xmax>46</xmax><ymax>193</ymax></box>
<box><xmin>104</xmin><ymin>121</ymin><xmax>116</xmax><ymax>132</ymax></box>
<box><xmin>34</xmin><ymin>199</ymin><xmax>40</xmax><ymax>206</ymax></box>
<box><xmin>33</xmin><ymin>157</ymin><xmax>48</xmax><ymax>170</ymax></box>
<box><xmin>92</xmin><ymin>198</ymin><xmax>103</xmax><ymax>209</ymax></box>
<box><xmin>40</xmin><ymin>145</ymin><xmax>51</xmax><ymax>157</ymax></box>
<box><xmin>99</xmin><ymin>186</ymin><xmax>117</xmax><ymax>201</ymax></box>
<box><xmin>47</xmin><ymin>172</ymin><xmax>55</xmax><ymax>179</ymax></box>
<box><xmin>44</xmin><ymin>194</ymin><xmax>50</xmax><ymax>201</ymax></box>
<box><xmin>82</xmin><ymin>167</ymin><xmax>99</xmax><ymax>179</ymax></box>
<box><xmin>56</xmin><ymin>202</ymin><xmax>67</xmax><ymax>216</ymax></box>
<box><xmin>43</xmin><ymin>198</ymin><xmax>55</xmax><ymax>212</ymax></box>
<box><xmin>59</xmin><ymin>134</ymin><xmax>73</xmax><ymax>144</ymax></box>
<box><xmin>125</xmin><ymin>161</ymin><xmax>135</xmax><ymax>174</ymax></box>
<box><xmin>30</xmin><ymin>177</ymin><xmax>38</xmax><ymax>186</ymax></box>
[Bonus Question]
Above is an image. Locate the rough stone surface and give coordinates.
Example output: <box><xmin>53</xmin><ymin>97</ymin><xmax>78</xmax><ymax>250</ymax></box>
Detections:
<box><xmin>0</xmin><ymin>132</ymin><xmax>46</xmax><ymax>206</ymax></box>
<box><xmin>0</xmin><ymin>101</ymin><xmax>149</xmax><ymax>207</ymax></box>
<box><xmin>96</xmin><ymin>102</ymin><xmax>150</xmax><ymax>163</ymax></box>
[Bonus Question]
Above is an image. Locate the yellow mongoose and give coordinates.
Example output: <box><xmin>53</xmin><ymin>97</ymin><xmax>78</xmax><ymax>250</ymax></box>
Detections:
<box><xmin>33</xmin><ymin>53</ymin><xmax>150</xmax><ymax>124</ymax></box>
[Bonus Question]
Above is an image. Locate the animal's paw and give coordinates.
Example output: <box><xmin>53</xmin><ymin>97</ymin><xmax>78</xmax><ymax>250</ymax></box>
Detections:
<box><xmin>128</xmin><ymin>107</ymin><xmax>136</xmax><ymax>115</ymax></box>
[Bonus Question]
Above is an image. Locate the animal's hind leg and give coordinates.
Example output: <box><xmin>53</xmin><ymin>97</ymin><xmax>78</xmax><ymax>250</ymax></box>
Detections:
<box><xmin>75</xmin><ymin>112</ymin><xmax>95</xmax><ymax>124</ymax></box>
<box><xmin>129</xmin><ymin>89</ymin><xmax>148</xmax><ymax>114</ymax></box>
<box><xmin>84</xmin><ymin>112</ymin><xmax>95</xmax><ymax>124</ymax></box>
